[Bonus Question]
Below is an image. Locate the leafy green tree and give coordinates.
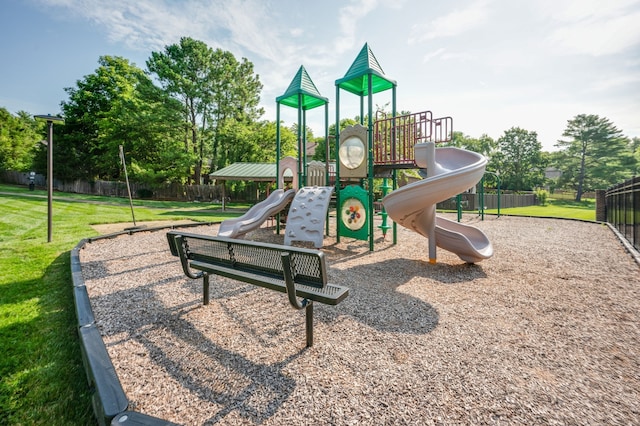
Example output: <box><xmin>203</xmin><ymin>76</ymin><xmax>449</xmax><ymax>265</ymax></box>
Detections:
<box><xmin>147</xmin><ymin>37</ymin><xmax>263</xmax><ymax>183</ymax></box>
<box><xmin>215</xmin><ymin>119</ymin><xmax>296</xmax><ymax>169</ymax></box>
<box><xmin>100</xmin><ymin>74</ymin><xmax>193</xmax><ymax>184</ymax></box>
<box><xmin>630</xmin><ymin>137</ymin><xmax>640</xmax><ymax>176</ymax></box>
<box><xmin>494</xmin><ymin>127</ymin><xmax>546</xmax><ymax>191</ymax></box>
<box><xmin>450</xmin><ymin>131</ymin><xmax>496</xmax><ymax>158</ymax></box>
<box><xmin>47</xmin><ymin>56</ymin><xmax>189</xmax><ymax>184</ymax></box>
<box><xmin>0</xmin><ymin>109</ymin><xmax>43</xmax><ymax>172</ymax></box>
<box><xmin>555</xmin><ymin>114</ymin><xmax>630</xmax><ymax>201</ymax></box>
<box><xmin>53</xmin><ymin>56</ymin><xmax>147</xmax><ymax>180</ymax></box>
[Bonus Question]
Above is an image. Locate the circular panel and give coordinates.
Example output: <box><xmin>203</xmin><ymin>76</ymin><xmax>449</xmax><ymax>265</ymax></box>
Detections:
<box><xmin>339</xmin><ymin>136</ymin><xmax>365</xmax><ymax>169</ymax></box>
<box><xmin>341</xmin><ymin>197</ymin><xmax>366</xmax><ymax>230</ymax></box>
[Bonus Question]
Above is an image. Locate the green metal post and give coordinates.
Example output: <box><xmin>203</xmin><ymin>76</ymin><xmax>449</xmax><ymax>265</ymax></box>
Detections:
<box><xmin>392</xmin><ymin>85</ymin><xmax>397</xmax><ymax>245</ymax></box>
<box><xmin>276</xmin><ymin>104</ymin><xmax>281</xmax><ymax>234</ymax></box>
<box><xmin>297</xmin><ymin>93</ymin><xmax>303</xmax><ymax>187</ymax></box>
<box><xmin>378</xmin><ymin>178</ymin><xmax>392</xmax><ymax>238</ymax></box>
<box><xmin>325</xmin><ymin>103</ymin><xmax>330</xmax><ymax>236</ymax></box>
<box><xmin>335</xmin><ymin>86</ymin><xmax>341</xmax><ymax>243</ymax></box>
<box><xmin>457</xmin><ymin>194</ymin><xmax>462</xmax><ymax>222</ymax></box>
<box><xmin>480</xmin><ymin>176</ymin><xmax>485</xmax><ymax>220</ymax></box>
<box><xmin>367</xmin><ymin>75</ymin><xmax>374</xmax><ymax>251</ymax></box>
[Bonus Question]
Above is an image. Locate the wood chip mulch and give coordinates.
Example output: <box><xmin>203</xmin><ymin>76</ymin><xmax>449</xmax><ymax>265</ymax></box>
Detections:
<box><xmin>80</xmin><ymin>215</ymin><xmax>640</xmax><ymax>425</ymax></box>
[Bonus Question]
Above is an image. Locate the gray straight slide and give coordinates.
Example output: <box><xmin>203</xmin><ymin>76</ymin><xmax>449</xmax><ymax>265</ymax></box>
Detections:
<box><xmin>218</xmin><ymin>188</ymin><xmax>296</xmax><ymax>239</ymax></box>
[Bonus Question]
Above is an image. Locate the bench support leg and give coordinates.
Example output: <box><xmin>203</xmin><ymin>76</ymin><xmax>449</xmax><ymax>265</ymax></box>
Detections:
<box><xmin>305</xmin><ymin>302</ymin><xmax>314</xmax><ymax>347</ymax></box>
<box><xmin>203</xmin><ymin>273</ymin><xmax>210</xmax><ymax>305</ymax></box>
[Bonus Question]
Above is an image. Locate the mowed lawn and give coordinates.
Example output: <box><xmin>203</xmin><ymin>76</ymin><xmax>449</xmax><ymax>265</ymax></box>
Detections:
<box><xmin>0</xmin><ymin>186</ymin><xmax>238</xmax><ymax>424</ymax></box>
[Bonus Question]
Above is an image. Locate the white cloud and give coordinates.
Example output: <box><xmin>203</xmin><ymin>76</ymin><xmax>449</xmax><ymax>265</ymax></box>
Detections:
<box><xmin>37</xmin><ymin>0</ymin><xmax>296</xmax><ymax>62</ymax></box>
<box><xmin>532</xmin><ymin>0</ymin><xmax>640</xmax><ymax>56</ymax></box>
<box><xmin>548</xmin><ymin>11</ymin><xmax>640</xmax><ymax>56</ymax></box>
<box><xmin>335</xmin><ymin>0</ymin><xmax>380</xmax><ymax>53</ymax></box>
<box><xmin>409</xmin><ymin>0</ymin><xmax>492</xmax><ymax>43</ymax></box>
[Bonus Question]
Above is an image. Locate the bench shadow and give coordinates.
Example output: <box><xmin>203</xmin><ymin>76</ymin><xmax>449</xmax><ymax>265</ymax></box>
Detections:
<box><xmin>90</xmin><ymin>276</ymin><xmax>304</xmax><ymax>424</ymax></box>
<box><xmin>82</xmin><ymin>230</ymin><xmax>487</xmax><ymax>424</ymax></box>
<box><xmin>137</xmin><ymin>308</ymin><xmax>304</xmax><ymax>425</ymax></box>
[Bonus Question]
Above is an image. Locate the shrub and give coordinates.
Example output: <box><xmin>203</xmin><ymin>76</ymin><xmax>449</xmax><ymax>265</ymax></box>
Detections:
<box><xmin>535</xmin><ymin>188</ymin><xmax>549</xmax><ymax>206</ymax></box>
<box><xmin>137</xmin><ymin>188</ymin><xmax>154</xmax><ymax>199</ymax></box>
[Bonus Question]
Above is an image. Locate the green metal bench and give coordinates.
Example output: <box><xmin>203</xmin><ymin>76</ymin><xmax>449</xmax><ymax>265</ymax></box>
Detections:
<box><xmin>166</xmin><ymin>231</ymin><xmax>349</xmax><ymax>347</ymax></box>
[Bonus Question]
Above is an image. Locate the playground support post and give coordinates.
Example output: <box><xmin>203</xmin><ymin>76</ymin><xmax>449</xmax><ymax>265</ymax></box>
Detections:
<box><xmin>484</xmin><ymin>171</ymin><xmax>501</xmax><ymax>217</ymax></box>
<box><xmin>367</xmin><ymin>76</ymin><xmax>374</xmax><ymax>251</ymax></box>
<box><xmin>425</xmin><ymin>142</ymin><xmax>437</xmax><ymax>263</ymax></box>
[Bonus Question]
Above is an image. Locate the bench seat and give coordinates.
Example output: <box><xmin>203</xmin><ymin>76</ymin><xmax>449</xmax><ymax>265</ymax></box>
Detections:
<box><xmin>189</xmin><ymin>260</ymin><xmax>349</xmax><ymax>305</ymax></box>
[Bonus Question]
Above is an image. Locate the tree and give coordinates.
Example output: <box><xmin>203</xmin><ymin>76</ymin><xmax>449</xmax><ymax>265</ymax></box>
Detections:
<box><xmin>50</xmin><ymin>56</ymin><xmax>187</xmax><ymax>183</ymax></box>
<box><xmin>494</xmin><ymin>127</ymin><xmax>546</xmax><ymax>191</ymax></box>
<box><xmin>555</xmin><ymin>114</ymin><xmax>630</xmax><ymax>201</ymax></box>
<box><xmin>450</xmin><ymin>131</ymin><xmax>496</xmax><ymax>159</ymax></box>
<box><xmin>0</xmin><ymin>109</ymin><xmax>43</xmax><ymax>172</ymax></box>
<box><xmin>100</xmin><ymin>74</ymin><xmax>193</xmax><ymax>184</ymax></box>
<box><xmin>147</xmin><ymin>37</ymin><xmax>263</xmax><ymax>183</ymax></box>
<box><xmin>54</xmin><ymin>56</ymin><xmax>148</xmax><ymax>180</ymax></box>
<box><xmin>631</xmin><ymin>137</ymin><xmax>640</xmax><ymax>176</ymax></box>
<box><xmin>216</xmin><ymin>119</ymin><xmax>296</xmax><ymax>168</ymax></box>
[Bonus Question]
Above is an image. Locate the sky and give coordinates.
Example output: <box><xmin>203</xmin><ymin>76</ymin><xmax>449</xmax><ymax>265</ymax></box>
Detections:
<box><xmin>1</xmin><ymin>0</ymin><xmax>639</xmax><ymax>152</ymax></box>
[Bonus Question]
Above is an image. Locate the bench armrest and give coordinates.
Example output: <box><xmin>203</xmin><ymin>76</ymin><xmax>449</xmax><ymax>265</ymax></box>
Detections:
<box><xmin>281</xmin><ymin>252</ymin><xmax>309</xmax><ymax>310</ymax></box>
<box><xmin>171</xmin><ymin>234</ymin><xmax>204</xmax><ymax>280</ymax></box>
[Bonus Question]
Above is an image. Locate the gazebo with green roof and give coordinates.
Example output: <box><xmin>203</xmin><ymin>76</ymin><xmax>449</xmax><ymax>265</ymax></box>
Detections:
<box><xmin>335</xmin><ymin>43</ymin><xmax>397</xmax><ymax>249</ymax></box>
<box><xmin>276</xmin><ymin>65</ymin><xmax>329</xmax><ymax>188</ymax></box>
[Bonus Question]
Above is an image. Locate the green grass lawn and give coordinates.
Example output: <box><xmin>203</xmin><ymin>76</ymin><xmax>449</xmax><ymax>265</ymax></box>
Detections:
<box><xmin>484</xmin><ymin>198</ymin><xmax>596</xmax><ymax>221</ymax></box>
<box><xmin>0</xmin><ymin>184</ymin><xmax>596</xmax><ymax>423</ymax></box>
<box><xmin>0</xmin><ymin>184</ymin><xmax>241</xmax><ymax>424</ymax></box>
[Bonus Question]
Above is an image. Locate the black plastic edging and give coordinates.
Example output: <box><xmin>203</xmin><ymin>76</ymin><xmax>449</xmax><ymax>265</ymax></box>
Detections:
<box><xmin>71</xmin><ymin>224</ymin><xmax>205</xmax><ymax>425</ymax></box>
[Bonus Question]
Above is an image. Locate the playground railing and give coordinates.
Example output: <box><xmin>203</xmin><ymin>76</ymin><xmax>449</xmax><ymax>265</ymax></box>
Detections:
<box><xmin>373</xmin><ymin>110</ymin><xmax>453</xmax><ymax>167</ymax></box>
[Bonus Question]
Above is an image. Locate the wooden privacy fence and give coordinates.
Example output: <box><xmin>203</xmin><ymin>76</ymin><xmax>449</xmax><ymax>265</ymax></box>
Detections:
<box><xmin>0</xmin><ymin>171</ymin><xmax>226</xmax><ymax>202</ymax></box>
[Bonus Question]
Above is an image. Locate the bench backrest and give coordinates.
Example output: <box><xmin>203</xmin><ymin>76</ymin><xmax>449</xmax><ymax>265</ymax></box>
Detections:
<box><xmin>167</xmin><ymin>231</ymin><xmax>327</xmax><ymax>288</ymax></box>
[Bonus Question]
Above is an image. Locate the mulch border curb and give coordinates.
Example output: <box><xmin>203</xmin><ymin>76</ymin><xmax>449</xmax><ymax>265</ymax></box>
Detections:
<box><xmin>71</xmin><ymin>222</ymin><xmax>215</xmax><ymax>425</ymax></box>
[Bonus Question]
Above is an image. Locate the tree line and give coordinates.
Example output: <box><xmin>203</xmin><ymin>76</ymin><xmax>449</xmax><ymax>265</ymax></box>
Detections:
<box><xmin>1</xmin><ymin>37</ymin><xmax>638</xmax><ymax>201</ymax></box>
<box><xmin>445</xmin><ymin>117</ymin><xmax>638</xmax><ymax>201</ymax></box>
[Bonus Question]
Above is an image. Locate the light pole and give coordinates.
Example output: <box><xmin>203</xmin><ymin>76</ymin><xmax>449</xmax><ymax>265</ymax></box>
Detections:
<box><xmin>34</xmin><ymin>114</ymin><xmax>64</xmax><ymax>242</ymax></box>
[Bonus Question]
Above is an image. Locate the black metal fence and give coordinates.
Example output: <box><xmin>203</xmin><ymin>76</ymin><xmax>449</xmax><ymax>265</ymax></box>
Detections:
<box><xmin>605</xmin><ymin>176</ymin><xmax>640</xmax><ymax>251</ymax></box>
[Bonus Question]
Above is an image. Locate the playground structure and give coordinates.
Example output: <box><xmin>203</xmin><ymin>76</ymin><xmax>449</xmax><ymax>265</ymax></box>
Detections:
<box><xmin>222</xmin><ymin>42</ymin><xmax>494</xmax><ymax>263</ymax></box>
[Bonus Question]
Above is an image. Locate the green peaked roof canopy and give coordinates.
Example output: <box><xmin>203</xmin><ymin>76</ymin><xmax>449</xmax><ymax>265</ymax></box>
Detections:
<box><xmin>276</xmin><ymin>65</ymin><xmax>328</xmax><ymax>110</ymax></box>
<box><xmin>336</xmin><ymin>43</ymin><xmax>396</xmax><ymax>96</ymax></box>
